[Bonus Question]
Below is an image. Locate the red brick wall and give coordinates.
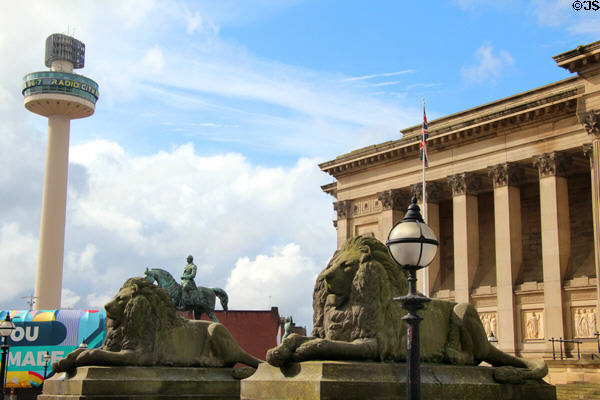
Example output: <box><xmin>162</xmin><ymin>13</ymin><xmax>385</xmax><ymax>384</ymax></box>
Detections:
<box><xmin>199</xmin><ymin>307</ymin><xmax>281</xmax><ymax>361</ymax></box>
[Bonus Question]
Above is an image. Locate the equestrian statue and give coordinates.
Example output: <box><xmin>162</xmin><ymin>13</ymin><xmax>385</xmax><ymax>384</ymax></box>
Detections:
<box><xmin>145</xmin><ymin>255</ymin><xmax>228</xmax><ymax>321</ymax></box>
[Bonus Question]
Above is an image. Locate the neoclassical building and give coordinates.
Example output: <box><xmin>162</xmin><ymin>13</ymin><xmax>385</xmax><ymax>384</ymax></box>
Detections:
<box><xmin>319</xmin><ymin>41</ymin><xmax>600</xmax><ymax>357</ymax></box>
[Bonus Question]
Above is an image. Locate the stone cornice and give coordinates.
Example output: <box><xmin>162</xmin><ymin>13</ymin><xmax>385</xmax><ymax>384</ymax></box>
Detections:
<box><xmin>488</xmin><ymin>163</ymin><xmax>524</xmax><ymax>188</ymax></box>
<box><xmin>553</xmin><ymin>40</ymin><xmax>600</xmax><ymax>74</ymax></box>
<box><xmin>321</xmin><ymin>182</ymin><xmax>338</xmax><ymax>198</ymax></box>
<box><xmin>532</xmin><ymin>152</ymin><xmax>572</xmax><ymax>178</ymax></box>
<box><xmin>319</xmin><ymin>79</ymin><xmax>581</xmax><ymax>178</ymax></box>
<box><xmin>447</xmin><ymin>173</ymin><xmax>482</xmax><ymax>196</ymax></box>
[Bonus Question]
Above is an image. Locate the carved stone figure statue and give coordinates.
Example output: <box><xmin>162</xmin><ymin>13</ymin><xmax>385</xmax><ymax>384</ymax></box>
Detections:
<box><xmin>526</xmin><ymin>312</ymin><xmax>541</xmax><ymax>339</ymax></box>
<box><xmin>52</xmin><ymin>277</ymin><xmax>260</xmax><ymax>374</ymax></box>
<box><xmin>266</xmin><ymin>236</ymin><xmax>547</xmax><ymax>384</ymax></box>
<box><xmin>587</xmin><ymin>309</ymin><xmax>597</xmax><ymax>337</ymax></box>
<box><xmin>575</xmin><ymin>309</ymin><xmax>587</xmax><ymax>338</ymax></box>
<box><xmin>181</xmin><ymin>255</ymin><xmax>198</xmax><ymax>308</ymax></box>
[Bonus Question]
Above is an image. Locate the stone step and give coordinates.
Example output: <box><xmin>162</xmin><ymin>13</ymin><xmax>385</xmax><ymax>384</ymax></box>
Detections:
<box><xmin>556</xmin><ymin>383</ymin><xmax>600</xmax><ymax>400</ymax></box>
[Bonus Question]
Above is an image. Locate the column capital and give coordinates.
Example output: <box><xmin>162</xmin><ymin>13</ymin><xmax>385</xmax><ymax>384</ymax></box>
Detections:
<box><xmin>532</xmin><ymin>152</ymin><xmax>572</xmax><ymax>178</ymax></box>
<box><xmin>410</xmin><ymin>182</ymin><xmax>443</xmax><ymax>203</ymax></box>
<box><xmin>447</xmin><ymin>172</ymin><xmax>482</xmax><ymax>196</ymax></box>
<box><xmin>376</xmin><ymin>189</ymin><xmax>409</xmax><ymax>211</ymax></box>
<box><xmin>333</xmin><ymin>200</ymin><xmax>352</xmax><ymax>219</ymax></box>
<box><xmin>488</xmin><ymin>163</ymin><xmax>524</xmax><ymax>188</ymax></box>
<box><xmin>579</xmin><ymin>109</ymin><xmax>600</xmax><ymax>139</ymax></box>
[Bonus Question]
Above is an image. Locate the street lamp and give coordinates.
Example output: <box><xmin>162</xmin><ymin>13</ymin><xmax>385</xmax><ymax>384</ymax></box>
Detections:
<box><xmin>386</xmin><ymin>196</ymin><xmax>439</xmax><ymax>400</ymax></box>
<box><xmin>488</xmin><ymin>332</ymin><xmax>499</xmax><ymax>347</ymax></box>
<box><xmin>78</xmin><ymin>341</ymin><xmax>88</xmax><ymax>350</ymax></box>
<box><xmin>42</xmin><ymin>352</ymin><xmax>51</xmax><ymax>380</ymax></box>
<box><xmin>0</xmin><ymin>314</ymin><xmax>16</xmax><ymax>400</ymax></box>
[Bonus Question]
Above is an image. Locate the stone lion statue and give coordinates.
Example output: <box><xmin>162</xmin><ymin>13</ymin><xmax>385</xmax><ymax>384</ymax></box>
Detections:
<box><xmin>52</xmin><ymin>277</ymin><xmax>261</xmax><ymax>374</ymax></box>
<box><xmin>267</xmin><ymin>236</ymin><xmax>547</xmax><ymax>383</ymax></box>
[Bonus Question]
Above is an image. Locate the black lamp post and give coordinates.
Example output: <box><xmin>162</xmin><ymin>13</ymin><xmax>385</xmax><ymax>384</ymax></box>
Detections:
<box><xmin>42</xmin><ymin>351</ymin><xmax>51</xmax><ymax>380</ymax></box>
<box><xmin>0</xmin><ymin>314</ymin><xmax>16</xmax><ymax>400</ymax></box>
<box><xmin>386</xmin><ymin>196</ymin><xmax>439</xmax><ymax>400</ymax></box>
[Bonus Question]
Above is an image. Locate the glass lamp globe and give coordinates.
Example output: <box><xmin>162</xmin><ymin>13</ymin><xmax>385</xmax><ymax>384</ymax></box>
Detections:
<box><xmin>0</xmin><ymin>314</ymin><xmax>15</xmax><ymax>338</ymax></box>
<box><xmin>386</xmin><ymin>196</ymin><xmax>439</xmax><ymax>269</ymax></box>
<box><xmin>43</xmin><ymin>351</ymin><xmax>52</xmax><ymax>363</ymax></box>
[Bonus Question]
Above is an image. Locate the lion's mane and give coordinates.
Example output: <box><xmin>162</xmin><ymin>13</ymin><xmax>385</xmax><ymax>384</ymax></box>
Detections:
<box><xmin>104</xmin><ymin>277</ymin><xmax>184</xmax><ymax>355</ymax></box>
<box><xmin>311</xmin><ymin>235</ymin><xmax>409</xmax><ymax>361</ymax></box>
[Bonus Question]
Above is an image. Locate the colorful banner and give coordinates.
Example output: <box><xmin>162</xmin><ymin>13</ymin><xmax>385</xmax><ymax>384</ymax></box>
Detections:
<box><xmin>0</xmin><ymin>310</ymin><xmax>106</xmax><ymax>388</ymax></box>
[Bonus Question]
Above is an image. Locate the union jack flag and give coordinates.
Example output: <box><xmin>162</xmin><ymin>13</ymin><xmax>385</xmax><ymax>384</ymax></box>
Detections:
<box><xmin>420</xmin><ymin>101</ymin><xmax>429</xmax><ymax>167</ymax></box>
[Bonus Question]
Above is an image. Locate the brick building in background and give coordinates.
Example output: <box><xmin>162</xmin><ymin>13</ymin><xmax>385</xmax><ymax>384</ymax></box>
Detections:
<box><xmin>197</xmin><ymin>307</ymin><xmax>305</xmax><ymax>361</ymax></box>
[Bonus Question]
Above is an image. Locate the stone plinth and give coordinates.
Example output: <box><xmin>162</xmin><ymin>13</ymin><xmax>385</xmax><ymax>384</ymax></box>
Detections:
<box><xmin>241</xmin><ymin>361</ymin><xmax>556</xmax><ymax>400</ymax></box>
<box><xmin>39</xmin><ymin>366</ymin><xmax>240</xmax><ymax>399</ymax></box>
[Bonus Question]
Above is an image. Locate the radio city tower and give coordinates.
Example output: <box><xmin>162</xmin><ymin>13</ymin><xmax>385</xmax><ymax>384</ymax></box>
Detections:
<box><xmin>22</xmin><ymin>34</ymin><xmax>99</xmax><ymax>310</ymax></box>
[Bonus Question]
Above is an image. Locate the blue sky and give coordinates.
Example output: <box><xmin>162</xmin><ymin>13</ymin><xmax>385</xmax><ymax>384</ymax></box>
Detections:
<box><xmin>0</xmin><ymin>1</ymin><xmax>598</xmax><ymax>331</ymax></box>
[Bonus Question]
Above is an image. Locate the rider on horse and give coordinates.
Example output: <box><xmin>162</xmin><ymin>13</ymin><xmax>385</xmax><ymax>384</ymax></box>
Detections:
<box><xmin>181</xmin><ymin>255</ymin><xmax>198</xmax><ymax>309</ymax></box>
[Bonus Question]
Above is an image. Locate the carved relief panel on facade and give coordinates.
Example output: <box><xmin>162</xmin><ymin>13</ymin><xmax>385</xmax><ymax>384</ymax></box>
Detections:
<box><xmin>572</xmin><ymin>307</ymin><xmax>597</xmax><ymax>338</ymax></box>
<box><xmin>350</xmin><ymin>197</ymin><xmax>383</xmax><ymax>217</ymax></box>
<box><xmin>479</xmin><ymin>312</ymin><xmax>497</xmax><ymax>337</ymax></box>
<box><xmin>522</xmin><ymin>310</ymin><xmax>544</xmax><ymax>340</ymax></box>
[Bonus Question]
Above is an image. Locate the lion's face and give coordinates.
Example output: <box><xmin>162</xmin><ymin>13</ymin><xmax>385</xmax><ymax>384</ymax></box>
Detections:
<box><xmin>324</xmin><ymin>247</ymin><xmax>361</xmax><ymax>308</ymax></box>
<box><xmin>105</xmin><ymin>286</ymin><xmax>134</xmax><ymax>322</ymax></box>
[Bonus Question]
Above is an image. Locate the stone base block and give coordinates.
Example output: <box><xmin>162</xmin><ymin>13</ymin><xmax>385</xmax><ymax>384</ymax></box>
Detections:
<box><xmin>241</xmin><ymin>361</ymin><xmax>556</xmax><ymax>400</ymax></box>
<box><xmin>39</xmin><ymin>366</ymin><xmax>240</xmax><ymax>399</ymax></box>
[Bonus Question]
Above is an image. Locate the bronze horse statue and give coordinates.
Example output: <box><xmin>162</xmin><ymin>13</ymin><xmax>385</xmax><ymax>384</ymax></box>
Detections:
<box><xmin>144</xmin><ymin>268</ymin><xmax>228</xmax><ymax>322</ymax></box>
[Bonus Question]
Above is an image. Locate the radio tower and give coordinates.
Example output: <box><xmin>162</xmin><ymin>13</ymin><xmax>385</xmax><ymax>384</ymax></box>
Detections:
<box><xmin>22</xmin><ymin>34</ymin><xmax>99</xmax><ymax>310</ymax></box>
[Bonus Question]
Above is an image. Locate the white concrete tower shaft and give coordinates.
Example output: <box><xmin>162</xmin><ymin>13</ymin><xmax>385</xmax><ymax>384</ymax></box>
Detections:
<box><xmin>22</xmin><ymin>34</ymin><xmax>99</xmax><ymax>310</ymax></box>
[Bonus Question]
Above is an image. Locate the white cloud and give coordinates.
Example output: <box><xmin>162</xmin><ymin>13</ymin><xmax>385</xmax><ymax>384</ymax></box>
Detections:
<box><xmin>85</xmin><ymin>293</ymin><xmax>113</xmax><ymax>309</ymax></box>
<box><xmin>66</xmin><ymin>244</ymin><xmax>97</xmax><ymax>273</ymax></box>
<box><xmin>142</xmin><ymin>46</ymin><xmax>166</xmax><ymax>74</ymax></box>
<box><xmin>341</xmin><ymin>70</ymin><xmax>415</xmax><ymax>82</ymax></box>
<box><xmin>0</xmin><ymin>223</ymin><xmax>37</xmax><ymax>303</ymax></box>
<box><xmin>186</xmin><ymin>11</ymin><xmax>219</xmax><ymax>35</ymax></box>
<box><xmin>461</xmin><ymin>43</ymin><xmax>514</xmax><ymax>84</ymax></box>
<box><xmin>226</xmin><ymin>243</ymin><xmax>321</xmax><ymax>325</ymax></box>
<box><xmin>531</xmin><ymin>0</ymin><xmax>600</xmax><ymax>35</ymax></box>
<box><xmin>61</xmin><ymin>288</ymin><xmax>81</xmax><ymax>309</ymax></box>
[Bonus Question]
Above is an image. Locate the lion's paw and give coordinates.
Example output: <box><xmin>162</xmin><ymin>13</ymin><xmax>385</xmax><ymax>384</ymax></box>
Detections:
<box><xmin>493</xmin><ymin>366</ymin><xmax>525</xmax><ymax>384</ymax></box>
<box><xmin>232</xmin><ymin>366</ymin><xmax>256</xmax><ymax>380</ymax></box>
<box><xmin>266</xmin><ymin>344</ymin><xmax>292</xmax><ymax>367</ymax></box>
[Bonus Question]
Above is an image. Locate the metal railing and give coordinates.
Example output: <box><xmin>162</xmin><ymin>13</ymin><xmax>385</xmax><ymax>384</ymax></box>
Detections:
<box><xmin>549</xmin><ymin>337</ymin><xmax>583</xmax><ymax>360</ymax></box>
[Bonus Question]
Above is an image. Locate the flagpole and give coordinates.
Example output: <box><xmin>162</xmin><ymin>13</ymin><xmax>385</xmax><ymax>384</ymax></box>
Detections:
<box><xmin>422</xmin><ymin>98</ymin><xmax>429</xmax><ymax>297</ymax></box>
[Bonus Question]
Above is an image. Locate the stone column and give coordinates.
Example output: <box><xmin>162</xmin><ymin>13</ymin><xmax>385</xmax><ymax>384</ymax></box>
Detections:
<box><xmin>34</xmin><ymin>114</ymin><xmax>71</xmax><ymax>309</ymax></box>
<box><xmin>488</xmin><ymin>163</ymin><xmax>523</xmax><ymax>354</ymax></box>
<box><xmin>411</xmin><ymin>182</ymin><xmax>443</xmax><ymax>297</ymax></box>
<box><xmin>377</xmin><ymin>189</ymin><xmax>409</xmax><ymax>243</ymax></box>
<box><xmin>533</xmin><ymin>152</ymin><xmax>572</xmax><ymax>344</ymax></box>
<box><xmin>333</xmin><ymin>200</ymin><xmax>353</xmax><ymax>249</ymax></box>
<box><xmin>581</xmin><ymin>109</ymin><xmax>600</xmax><ymax>333</ymax></box>
<box><xmin>448</xmin><ymin>173</ymin><xmax>481</xmax><ymax>304</ymax></box>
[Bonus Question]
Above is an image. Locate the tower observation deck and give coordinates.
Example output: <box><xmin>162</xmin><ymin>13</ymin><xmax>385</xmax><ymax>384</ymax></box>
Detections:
<box><xmin>22</xmin><ymin>34</ymin><xmax>99</xmax><ymax>310</ymax></box>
